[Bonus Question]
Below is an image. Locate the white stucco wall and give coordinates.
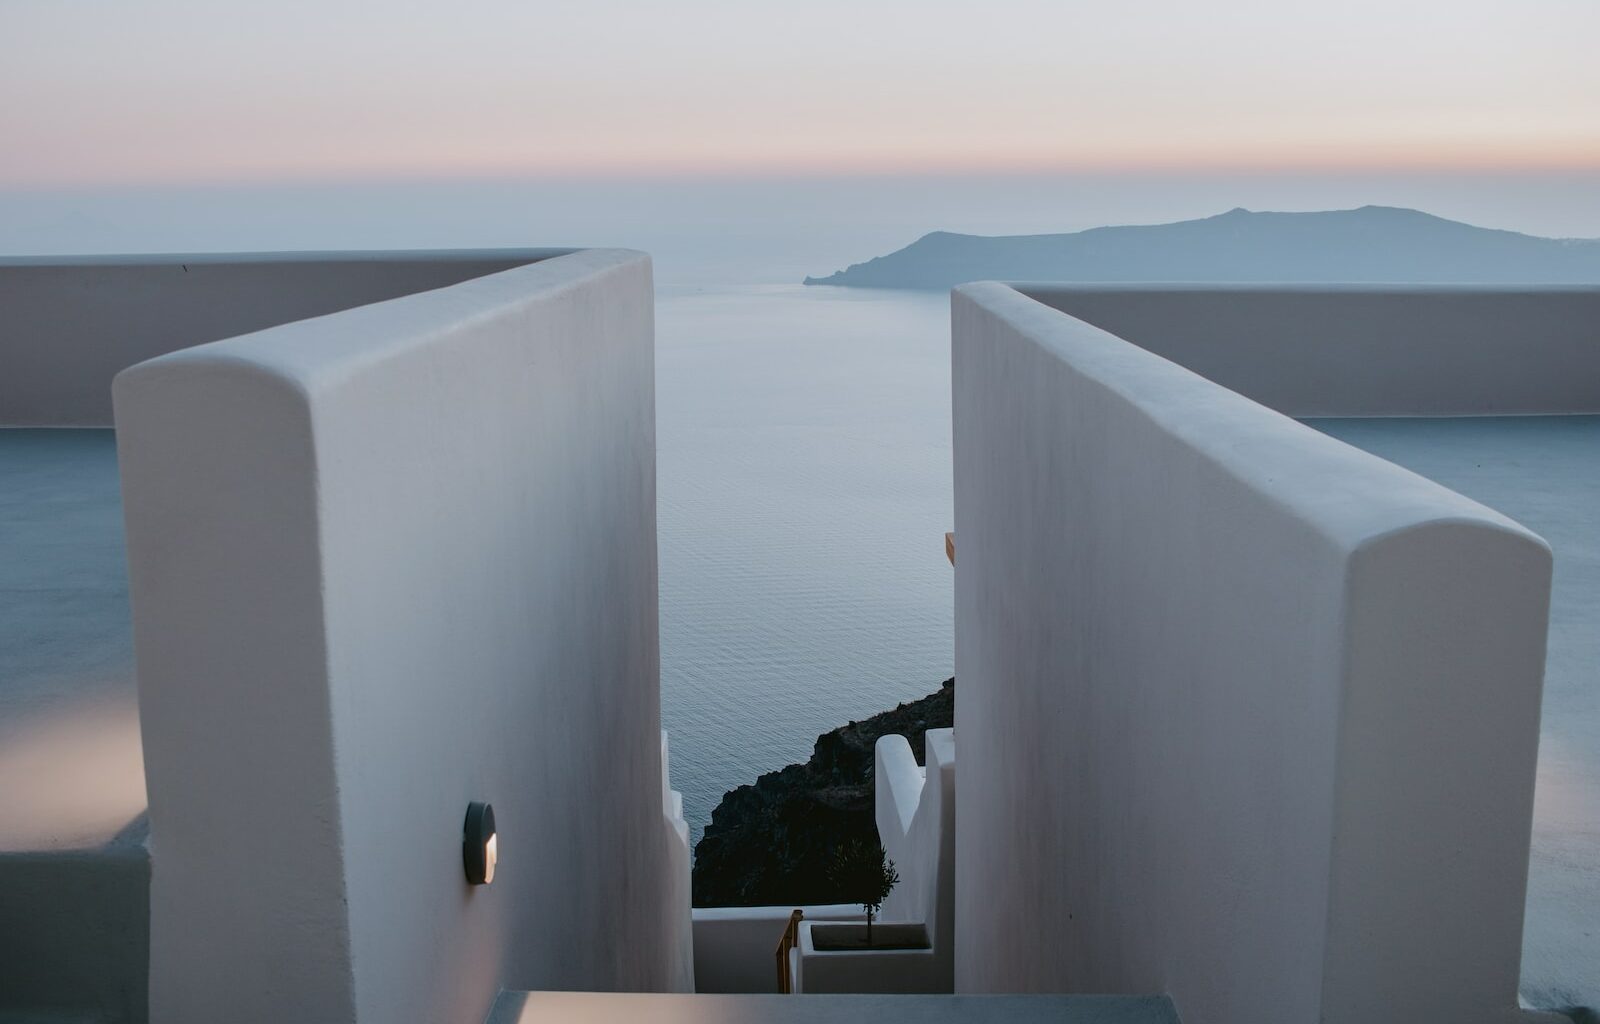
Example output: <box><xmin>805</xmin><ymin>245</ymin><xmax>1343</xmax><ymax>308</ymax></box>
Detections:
<box><xmin>0</xmin><ymin>250</ymin><xmax>562</xmax><ymax>426</ymax></box>
<box><xmin>1021</xmin><ymin>285</ymin><xmax>1600</xmax><ymax>417</ymax></box>
<box><xmin>875</xmin><ymin>729</ymin><xmax>954</xmax><ymax>989</ymax></box>
<box><xmin>794</xmin><ymin>924</ymin><xmax>942</xmax><ymax>994</ymax></box>
<box><xmin>662</xmin><ymin>731</ymin><xmax>695</xmax><ymax>992</ymax></box>
<box><xmin>115</xmin><ymin>249</ymin><xmax>689</xmax><ymax>1024</ymax></box>
<box><xmin>691</xmin><ymin>904</ymin><xmax>862</xmax><ymax>993</ymax></box>
<box><xmin>952</xmin><ymin>283</ymin><xmax>1553</xmax><ymax>1024</ymax></box>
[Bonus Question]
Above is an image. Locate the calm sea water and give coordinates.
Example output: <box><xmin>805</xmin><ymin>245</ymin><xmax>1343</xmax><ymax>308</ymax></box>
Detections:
<box><xmin>655</xmin><ymin>284</ymin><xmax>953</xmax><ymax>843</ymax></box>
<box><xmin>2</xmin><ymin>170</ymin><xmax>1596</xmax><ymax>1004</ymax></box>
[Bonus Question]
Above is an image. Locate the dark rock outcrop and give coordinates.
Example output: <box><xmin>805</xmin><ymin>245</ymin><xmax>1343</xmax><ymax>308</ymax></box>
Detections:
<box><xmin>692</xmin><ymin>679</ymin><xmax>953</xmax><ymax>907</ymax></box>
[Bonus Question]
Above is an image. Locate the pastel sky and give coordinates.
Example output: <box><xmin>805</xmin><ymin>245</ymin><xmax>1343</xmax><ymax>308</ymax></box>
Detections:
<box><xmin>2</xmin><ymin>0</ymin><xmax>1597</xmax><ymax>186</ymax></box>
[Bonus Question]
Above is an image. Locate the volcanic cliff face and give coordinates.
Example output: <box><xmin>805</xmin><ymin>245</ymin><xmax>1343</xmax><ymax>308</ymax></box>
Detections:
<box><xmin>692</xmin><ymin>679</ymin><xmax>953</xmax><ymax>908</ymax></box>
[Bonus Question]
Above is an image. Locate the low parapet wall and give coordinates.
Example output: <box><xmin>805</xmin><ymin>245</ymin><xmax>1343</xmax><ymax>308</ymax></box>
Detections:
<box><xmin>953</xmin><ymin>283</ymin><xmax>1553</xmax><ymax>1023</ymax></box>
<box><xmin>115</xmin><ymin>249</ymin><xmax>689</xmax><ymax>1024</ymax></box>
<box><xmin>692</xmin><ymin>905</ymin><xmax>863</xmax><ymax>993</ymax></box>
<box><xmin>876</xmin><ymin>729</ymin><xmax>954</xmax><ymax>990</ymax></box>
<box><xmin>1021</xmin><ymin>284</ymin><xmax>1600</xmax><ymax>417</ymax></box>
<box><xmin>0</xmin><ymin>249</ymin><xmax>563</xmax><ymax>426</ymax></box>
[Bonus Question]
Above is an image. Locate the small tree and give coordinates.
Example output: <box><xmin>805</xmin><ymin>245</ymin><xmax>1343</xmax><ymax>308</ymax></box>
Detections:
<box><xmin>828</xmin><ymin>838</ymin><xmax>899</xmax><ymax>943</ymax></box>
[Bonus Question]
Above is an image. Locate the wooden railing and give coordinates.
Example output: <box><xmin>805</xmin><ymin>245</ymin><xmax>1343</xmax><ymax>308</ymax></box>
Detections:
<box><xmin>774</xmin><ymin>908</ymin><xmax>805</xmax><ymax>993</ymax></box>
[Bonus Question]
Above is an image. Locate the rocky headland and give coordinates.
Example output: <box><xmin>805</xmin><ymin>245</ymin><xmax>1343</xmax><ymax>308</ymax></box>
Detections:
<box><xmin>802</xmin><ymin>205</ymin><xmax>1600</xmax><ymax>290</ymax></box>
<box><xmin>692</xmin><ymin>679</ymin><xmax>953</xmax><ymax>907</ymax></box>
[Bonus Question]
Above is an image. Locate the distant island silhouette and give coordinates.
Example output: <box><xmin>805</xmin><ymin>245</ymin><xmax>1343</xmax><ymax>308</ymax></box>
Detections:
<box><xmin>802</xmin><ymin>206</ymin><xmax>1600</xmax><ymax>290</ymax></box>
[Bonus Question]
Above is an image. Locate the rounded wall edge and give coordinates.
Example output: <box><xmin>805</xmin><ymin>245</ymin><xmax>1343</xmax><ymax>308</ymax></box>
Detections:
<box><xmin>1322</xmin><ymin>518</ymin><xmax>1554</xmax><ymax>1023</ymax></box>
<box><xmin>112</xmin><ymin>350</ymin><xmax>357</xmax><ymax>1024</ymax></box>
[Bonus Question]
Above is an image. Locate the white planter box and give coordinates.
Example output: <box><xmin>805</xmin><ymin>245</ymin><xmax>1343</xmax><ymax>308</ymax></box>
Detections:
<box><xmin>794</xmin><ymin>921</ymin><xmax>943</xmax><ymax>993</ymax></box>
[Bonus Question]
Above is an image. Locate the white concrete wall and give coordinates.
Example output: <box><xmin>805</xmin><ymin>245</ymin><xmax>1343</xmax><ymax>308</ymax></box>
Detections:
<box><xmin>691</xmin><ymin>904</ymin><xmax>862</xmax><ymax>993</ymax></box>
<box><xmin>1022</xmin><ymin>285</ymin><xmax>1600</xmax><ymax>417</ymax></box>
<box><xmin>875</xmin><ymin>729</ymin><xmax>954</xmax><ymax>989</ymax></box>
<box><xmin>794</xmin><ymin>923</ymin><xmax>940</xmax><ymax>994</ymax></box>
<box><xmin>115</xmin><ymin>249</ymin><xmax>689</xmax><ymax>1024</ymax></box>
<box><xmin>1</xmin><ymin>250</ymin><xmax>562</xmax><ymax>426</ymax></box>
<box><xmin>953</xmin><ymin>282</ymin><xmax>1553</xmax><ymax>1024</ymax></box>
<box><xmin>662</xmin><ymin>731</ymin><xmax>695</xmax><ymax>992</ymax></box>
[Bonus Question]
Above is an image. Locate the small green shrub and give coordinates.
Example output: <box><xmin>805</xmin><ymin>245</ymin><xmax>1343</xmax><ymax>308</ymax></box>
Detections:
<box><xmin>828</xmin><ymin>838</ymin><xmax>899</xmax><ymax>942</ymax></box>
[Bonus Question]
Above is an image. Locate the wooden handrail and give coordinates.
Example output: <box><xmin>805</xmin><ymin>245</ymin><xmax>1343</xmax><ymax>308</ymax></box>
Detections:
<box><xmin>774</xmin><ymin>908</ymin><xmax>804</xmax><ymax>993</ymax></box>
<box><xmin>945</xmin><ymin>532</ymin><xmax>955</xmax><ymax>566</ymax></box>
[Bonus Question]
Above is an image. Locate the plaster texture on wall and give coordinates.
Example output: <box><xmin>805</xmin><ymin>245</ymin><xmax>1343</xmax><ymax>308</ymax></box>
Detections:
<box><xmin>115</xmin><ymin>249</ymin><xmax>688</xmax><ymax>1024</ymax></box>
<box><xmin>875</xmin><ymin>728</ymin><xmax>954</xmax><ymax>987</ymax></box>
<box><xmin>691</xmin><ymin>904</ymin><xmax>863</xmax><ymax>993</ymax></box>
<box><xmin>1307</xmin><ymin>415</ymin><xmax>1600</xmax><ymax>1012</ymax></box>
<box><xmin>1021</xmin><ymin>285</ymin><xmax>1600</xmax><ymax>417</ymax></box>
<box><xmin>953</xmin><ymin>283</ymin><xmax>1554</xmax><ymax>1024</ymax></box>
<box><xmin>663</xmin><ymin>729</ymin><xmax>695</xmax><ymax>991</ymax></box>
<box><xmin>0</xmin><ymin>249</ymin><xmax>564</xmax><ymax>426</ymax></box>
<box><xmin>794</xmin><ymin>924</ymin><xmax>941</xmax><ymax>994</ymax></box>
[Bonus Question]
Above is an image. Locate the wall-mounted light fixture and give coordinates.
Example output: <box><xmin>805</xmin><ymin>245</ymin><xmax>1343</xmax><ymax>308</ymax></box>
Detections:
<box><xmin>463</xmin><ymin>802</ymin><xmax>497</xmax><ymax>886</ymax></box>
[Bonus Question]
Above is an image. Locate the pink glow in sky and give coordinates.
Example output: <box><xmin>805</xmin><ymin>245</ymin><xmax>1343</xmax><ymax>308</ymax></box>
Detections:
<box><xmin>2</xmin><ymin>0</ymin><xmax>1597</xmax><ymax>186</ymax></box>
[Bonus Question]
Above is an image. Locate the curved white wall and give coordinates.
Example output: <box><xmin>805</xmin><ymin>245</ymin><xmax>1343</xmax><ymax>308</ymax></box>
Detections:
<box><xmin>115</xmin><ymin>249</ymin><xmax>690</xmax><ymax>1024</ymax></box>
<box><xmin>876</xmin><ymin>729</ymin><xmax>954</xmax><ymax>989</ymax></box>
<box><xmin>953</xmin><ymin>283</ymin><xmax>1553</xmax><ymax>1024</ymax></box>
<box><xmin>0</xmin><ymin>250</ymin><xmax>563</xmax><ymax>426</ymax></box>
<box><xmin>1022</xmin><ymin>285</ymin><xmax>1600</xmax><ymax>417</ymax></box>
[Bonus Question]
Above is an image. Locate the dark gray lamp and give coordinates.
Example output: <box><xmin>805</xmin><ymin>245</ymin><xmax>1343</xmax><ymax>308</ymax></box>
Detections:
<box><xmin>463</xmin><ymin>802</ymin><xmax>497</xmax><ymax>885</ymax></box>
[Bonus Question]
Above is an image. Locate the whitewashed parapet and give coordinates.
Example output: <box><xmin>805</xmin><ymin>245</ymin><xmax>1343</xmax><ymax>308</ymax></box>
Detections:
<box><xmin>0</xmin><ymin>249</ymin><xmax>564</xmax><ymax>426</ymax></box>
<box><xmin>662</xmin><ymin>730</ymin><xmax>694</xmax><ymax>993</ymax></box>
<box><xmin>116</xmin><ymin>249</ymin><xmax>684</xmax><ymax>1024</ymax></box>
<box><xmin>690</xmin><ymin>905</ymin><xmax>864</xmax><ymax>993</ymax></box>
<box><xmin>1021</xmin><ymin>284</ymin><xmax>1600</xmax><ymax>418</ymax></box>
<box><xmin>953</xmin><ymin>282</ymin><xmax>1554</xmax><ymax>1024</ymax></box>
<box><xmin>875</xmin><ymin>729</ymin><xmax>955</xmax><ymax>991</ymax></box>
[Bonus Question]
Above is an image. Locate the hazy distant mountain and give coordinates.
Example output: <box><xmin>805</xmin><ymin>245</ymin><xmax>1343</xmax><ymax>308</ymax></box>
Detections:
<box><xmin>802</xmin><ymin>206</ymin><xmax>1600</xmax><ymax>289</ymax></box>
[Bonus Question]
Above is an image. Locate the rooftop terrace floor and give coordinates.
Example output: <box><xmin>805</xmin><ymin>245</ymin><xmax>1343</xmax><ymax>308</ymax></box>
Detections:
<box><xmin>0</xmin><ymin>418</ymin><xmax>1595</xmax><ymax>1006</ymax></box>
